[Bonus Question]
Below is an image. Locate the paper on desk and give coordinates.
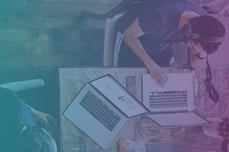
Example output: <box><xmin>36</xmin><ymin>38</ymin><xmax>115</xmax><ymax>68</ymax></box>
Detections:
<box><xmin>91</xmin><ymin>75</ymin><xmax>148</xmax><ymax>117</ymax></box>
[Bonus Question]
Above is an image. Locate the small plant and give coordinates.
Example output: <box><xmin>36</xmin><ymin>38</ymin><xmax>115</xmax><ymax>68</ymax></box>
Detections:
<box><xmin>218</xmin><ymin>117</ymin><xmax>229</xmax><ymax>152</ymax></box>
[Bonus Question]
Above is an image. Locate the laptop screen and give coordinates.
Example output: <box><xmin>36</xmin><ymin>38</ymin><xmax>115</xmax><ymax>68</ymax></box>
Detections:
<box><xmin>142</xmin><ymin>73</ymin><xmax>194</xmax><ymax>112</ymax></box>
<box><xmin>90</xmin><ymin>75</ymin><xmax>148</xmax><ymax>117</ymax></box>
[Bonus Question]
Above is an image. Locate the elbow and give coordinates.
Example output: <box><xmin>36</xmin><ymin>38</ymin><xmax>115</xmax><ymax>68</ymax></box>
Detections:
<box><xmin>123</xmin><ymin>35</ymin><xmax>129</xmax><ymax>43</ymax></box>
<box><xmin>123</xmin><ymin>34</ymin><xmax>135</xmax><ymax>44</ymax></box>
<box><xmin>122</xmin><ymin>32</ymin><xmax>129</xmax><ymax>41</ymax></box>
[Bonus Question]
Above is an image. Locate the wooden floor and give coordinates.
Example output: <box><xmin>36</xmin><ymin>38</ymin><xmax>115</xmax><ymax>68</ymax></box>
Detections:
<box><xmin>0</xmin><ymin>28</ymin><xmax>104</xmax><ymax>151</ymax></box>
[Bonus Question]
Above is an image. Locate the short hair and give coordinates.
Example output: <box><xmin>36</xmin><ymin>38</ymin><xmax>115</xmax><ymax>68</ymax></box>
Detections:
<box><xmin>190</xmin><ymin>15</ymin><xmax>226</xmax><ymax>54</ymax></box>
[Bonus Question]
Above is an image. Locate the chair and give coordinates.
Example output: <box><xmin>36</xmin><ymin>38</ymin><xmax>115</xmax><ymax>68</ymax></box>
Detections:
<box><xmin>0</xmin><ymin>79</ymin><xmax>45</xmax><ymax>92</ymax></box>
<box><xmin>78</xmin><ymin>1</ymin><xmax>140</xmax><ymax>66</ymax></box>
<box><xmin>103</xmin><ymin>14</ymin><xmax>123</xmax><ymax>67</ymax></box>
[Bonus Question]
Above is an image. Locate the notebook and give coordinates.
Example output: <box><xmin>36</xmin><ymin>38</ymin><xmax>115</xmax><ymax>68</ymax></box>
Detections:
<box><xmin>142</xmin><ymin>73</ymin><xmax>211</xmax><ymax>127</ymax></box>
<box><xmin>64</xmin><ymin>74</ymin><xmax>148</xmax><ymax>149</ymax></box>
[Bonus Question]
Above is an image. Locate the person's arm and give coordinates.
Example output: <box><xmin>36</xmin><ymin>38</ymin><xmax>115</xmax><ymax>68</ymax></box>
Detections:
<box><xmin>203</xmin><ymin>0</ymin><xmax>229</xmax><ymax>16</ymax></box>
<box><xmin>29</xmin><ymin>106</ymin><xmax>57</xmax><ymax>136</ymax></box>
<box><xmin>123</xmin><ymin>17</ymin><xmax>168</xmax><ymax>85</ymax></box>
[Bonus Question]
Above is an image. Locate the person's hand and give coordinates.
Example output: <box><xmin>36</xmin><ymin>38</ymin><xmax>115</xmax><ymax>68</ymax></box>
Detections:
<box><xmin>146</xmin><ymin>62</ymin><xmax>168</xmax><ymax>86</ymax></box>
<box><xmin>117</xmin><ymin>138</ymin><xmax>146</xmax><ymax>152</ymax></box>
<box><xmin>118</xmin><ymin>138</ymin><xmax>128</xmax><ymax>152</ymax></box>
<box><xmin>203</xmin><ymin>0</ymin><xmax>229</xmax><ymax>16</ymax></box>
<box><xmin>36</xmin><ymin>112</ymin><xmax>57</xmax><ymax>134</ymax></box>
<box><xmin>31</xmin><ymin>108</ymin><xmax>57</xmax><ymax>137</ymax></box>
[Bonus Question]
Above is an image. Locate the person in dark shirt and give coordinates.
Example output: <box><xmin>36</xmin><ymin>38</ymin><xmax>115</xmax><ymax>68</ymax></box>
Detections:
<box><xmin>0</xmin><ymin>87</ymin><xmax>57</xmax><ymax>152</ymax></box>
<box><xmin>114</xmin><ymin>0</ymin><xmax>225</xmax><ymax>85</ymax></box>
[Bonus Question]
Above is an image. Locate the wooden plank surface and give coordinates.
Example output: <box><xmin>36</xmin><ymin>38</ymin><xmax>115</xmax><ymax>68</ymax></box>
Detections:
<box><xmin>0</xmin><ymin>53</ymin><xmax>79</xmax><ymax>68</ymax></box>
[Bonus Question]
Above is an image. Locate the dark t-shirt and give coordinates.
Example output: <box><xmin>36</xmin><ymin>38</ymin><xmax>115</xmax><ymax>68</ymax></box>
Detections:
<box><xmin>117</xmin><ymin>0</ymin><xmax>206</xmax><ymax>55</ymax></box>
<box><xmin>0</xmin><ymin>87</ymin><xmax>36</xmax><ymax>152</ymax></box>
<box><xmin>140</xmin><ymin>0</ymin><xmax>206</xmax><ymax>52</ymax></box>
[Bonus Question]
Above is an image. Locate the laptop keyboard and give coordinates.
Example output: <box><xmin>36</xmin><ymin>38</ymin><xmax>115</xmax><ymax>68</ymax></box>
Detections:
<box><xmin>80</xmin><ymin>91</ymin><xmax>121</xmax><ymax>131</ymax></box>
<box><xmin>149</xmin><ymin>90</ymin><xmax>188</xmax><ymax>108</ymax></box>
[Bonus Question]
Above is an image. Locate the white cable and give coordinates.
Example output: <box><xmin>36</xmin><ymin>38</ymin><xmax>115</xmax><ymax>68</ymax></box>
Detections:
<box><xmin>113</xmin><ymin>31</ymin><xmax>123</xmax><ymax>66</ymax></box>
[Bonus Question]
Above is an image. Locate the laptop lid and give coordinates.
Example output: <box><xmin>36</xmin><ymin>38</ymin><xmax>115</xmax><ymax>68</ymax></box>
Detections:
<box><xmin>146</xmin><ymin>111</ymin><xmax>211</xmax><ymax>128</ymax></box>
<box><xmin>142</xmin><ymin>73</ymin><xmax>194</xmax><ymax>113</ymax></box>
<box><xmin>64</xmin><ymin>84</ymin><xmax>128</xmax><ymax>149</ymax></box>
<box><xmin>142</xmin><ymin>73</ymin><xmax>211</xmax><ymax>127</ymax></box>
<box><xmin>64</xmin><ymin>75</ymin><xmax>148</xmax><ymax>149</ymax></box>
<box><xmin>90</xmin><ymin>74</ymin><xmax>148</xmax><ymax>117</ymax></box>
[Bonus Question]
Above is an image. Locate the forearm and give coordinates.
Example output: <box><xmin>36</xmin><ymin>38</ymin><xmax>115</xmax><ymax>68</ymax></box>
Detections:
<box><xmin>29</xmin><ymin>105</ymin><xmax>45</xmax><ymax>123</ymax></box>
<box><xmin>123</xmin><ymin>36</ymin><xmax>169</xmax><ymax>85</ymax></box>
<box><xmin>122</xmin><ymin>17</ymin><xmax>167</xmax><ymax>85</ymax></box>
<box><xmin>123</xmin><ymin>36</ymin><xmax>159</xmax><ymax>69</ymax></box>
<box><xmin>29</xmin><ymin>106</ymin><xmax>41</xmax><ymax>117</ymax></box>
<box><xmin>122</xmin><ymin>17</ymin><xmax>159</xmax><ymax>70</ymax></box>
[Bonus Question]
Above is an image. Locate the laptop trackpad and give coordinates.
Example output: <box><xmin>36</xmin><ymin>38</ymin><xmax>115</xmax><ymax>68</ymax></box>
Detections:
<box><xmin>146</xmin><ymin>112</ymin><xmax>211</xmax><ymax>128</ymax></box>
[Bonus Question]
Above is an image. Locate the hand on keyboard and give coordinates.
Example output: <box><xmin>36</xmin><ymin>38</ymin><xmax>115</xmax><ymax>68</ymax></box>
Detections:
<box><xmin>146</xmin><ymin>63</ymin><xmax>168</xmax><ymax>86</ymax></box>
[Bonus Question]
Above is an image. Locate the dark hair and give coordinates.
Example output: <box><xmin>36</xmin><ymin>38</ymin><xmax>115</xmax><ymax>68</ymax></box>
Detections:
<box><xmin>0</xmin><ymin>88</ymin><xmax>21</xmax><ymax>152</ymax></box>
<box><xmin>190</xmin><ymin>15</ymin><xmax>225</xmax><ymax>54</ymax></box>
<box><xmin>0</xmin><ymin>88</ymin><xmax>57</xmax><ymax>152</ymax></box>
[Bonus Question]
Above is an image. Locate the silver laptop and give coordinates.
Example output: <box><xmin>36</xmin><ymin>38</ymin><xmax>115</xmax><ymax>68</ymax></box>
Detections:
<box><xmin>64</xmin><ymin>74</ymin><xmax>148</xmax><ymax>149</ymax></box>
<box><xmin>142</xmin><ymin>73</ymin><xmax>211</xmax><ymax>127</ymax></box>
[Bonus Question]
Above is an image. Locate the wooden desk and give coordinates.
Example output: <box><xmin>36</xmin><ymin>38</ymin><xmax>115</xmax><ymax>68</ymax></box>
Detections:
<box><xmin>59</xmin><ymin>67</ymin><xmax>222</xmax><ymax>152</ymax></box>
